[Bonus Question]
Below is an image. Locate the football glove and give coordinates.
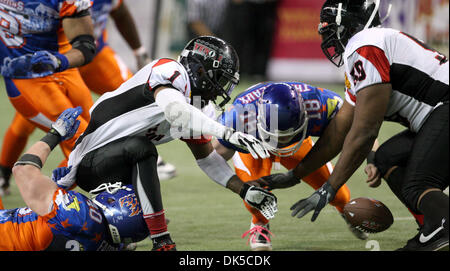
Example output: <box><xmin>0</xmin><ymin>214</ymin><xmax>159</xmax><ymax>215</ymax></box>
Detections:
<box><xmin>259</xmin><ymin>170</ymin><xmax>301</xmax><ymax>190</ymax></box>
<box><xmin>223</xmin><ymin>128</ymin><xmax>270</xmax><ymax>159</ymax></box>
<box><xmin>52</xmin><ymin>166</ymin><xmax>72</xmax><ymax>183</ymax></box>
<box><xmin>290</xmin><ymin>181</ymin><xmax>336</xmax><ymax>221</ymax></box>
<box><xmin>30</xmin><ymin>51</ymin><xmax>69</xmax><ymax>76</ymax></box>
<box><xmin>240</xmin><ymin>183</ymin><xmax>278</xmax><ymax>219</ymax></box>
<box><xmin>51</xmin><ymin>107</ymin><xmax>83</xmax><ymax>141</ymax></box>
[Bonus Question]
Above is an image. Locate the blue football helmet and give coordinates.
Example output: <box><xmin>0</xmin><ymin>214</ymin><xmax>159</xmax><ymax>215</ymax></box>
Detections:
<box><xmin>90</xmin><ymin>182</ymin><xmax>149</xmax><ymax>245</ymax></box>
<box><xmin>257</xmin><ymin>83</ymin><xmax>308</xmax><ymax>157</ymax></box>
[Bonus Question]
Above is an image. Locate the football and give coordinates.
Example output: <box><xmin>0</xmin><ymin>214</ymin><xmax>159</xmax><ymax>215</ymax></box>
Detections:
<box><xmin>343</xmin><ymin>197</ymin><xmax>394</xmax><ymax>233</ymax></box>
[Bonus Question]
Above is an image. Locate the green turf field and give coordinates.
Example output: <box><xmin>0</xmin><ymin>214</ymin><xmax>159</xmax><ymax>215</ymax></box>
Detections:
<box><xmin>0</xmin><ymin>77</ymin><xmax>419</xmax><ymax>251</ymax></box>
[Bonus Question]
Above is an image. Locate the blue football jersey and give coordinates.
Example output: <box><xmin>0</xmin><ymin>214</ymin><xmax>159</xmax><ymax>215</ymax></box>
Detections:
<box><xmin>0</xmin><ymin>188</ymin><xmax>119</xmax><ymax>251</ymax></box>
<box><xmin>90</xmin><ymin>0</ymin><xmax>123</xmax><ymax>53</ymax></box>
<box><xmin>218</xmin><ymin>81</ymin><xmax>343</xmax><ymax>152</ymax></box>
<box><xmin>0</xmin><ymin>0</ymin><xmax>91</xmax><ymax>78</ymax></box>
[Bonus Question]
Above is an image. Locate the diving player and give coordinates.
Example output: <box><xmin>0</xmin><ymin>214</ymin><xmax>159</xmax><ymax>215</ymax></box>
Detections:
<box><xmin>53</xmin><ymin>36</ymin><xmax>277</xmax><ymax>251</ymax></box>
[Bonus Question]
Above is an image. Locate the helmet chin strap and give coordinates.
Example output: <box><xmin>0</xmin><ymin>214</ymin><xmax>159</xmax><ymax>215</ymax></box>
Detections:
<box><xmin>380</xmin><ymin>3</ymin><xmax>392</xmax><ymax>24</ymax></box>
<box><xmin>364</xmin><ymin>0</ymin><xmax>380</xmax><ymax>29</ymax></box>
<box><xmin>335</xmin><ymin>3</ymin><xmax>346</xmax><ymax>53</ymax></box>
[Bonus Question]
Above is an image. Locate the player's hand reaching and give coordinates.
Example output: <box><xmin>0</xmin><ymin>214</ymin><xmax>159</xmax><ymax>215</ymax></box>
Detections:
<box><xmin>223</xmin><ymin>128</ymin><xmax>270</xmax><ymax>159</ymax></box>
<box><xmin>258</xmin><ymin>170</ymin><xmax>301</xmax><ymax>190</ymax></box>
<box><xmin>30</xmin><ymin>51</ymin><xmax>69</xmax><ymax>76</ymax></box>
<box><xmin>364</xmin><ymin>163</ymin><xmax>382</xmax><ymax>188</ymax></box>
<box><xmin>240</xmin><ymin>183</ymin><xmax>278</xmax><ymax>219</ymax></box>
<box><xmin>52</xmin><ymin>166</ymin><xmax>72</xmax><ymax>182</ymax></box>
<box><xmin>51</xmin><ymin>107</ymin><xmax>83</xmax><ymax>141</ymax></box>
<box><xmin>290</xmin><ymin>181</ymin><xmax>336</xmax><ymax>222</ymax></box>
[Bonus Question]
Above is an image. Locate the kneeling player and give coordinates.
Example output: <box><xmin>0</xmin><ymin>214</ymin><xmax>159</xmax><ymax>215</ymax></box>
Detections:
<box><xmin>214</xmin><ymin>82</ymin><xmax>367</xmax><ymax>251</ymax></box>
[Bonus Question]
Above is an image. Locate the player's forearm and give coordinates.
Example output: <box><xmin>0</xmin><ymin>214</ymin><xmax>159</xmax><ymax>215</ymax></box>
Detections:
<box><xmin>328</xmin><ymin>126</ymin><xmax>378</xmax><ymax>190</ymax></box>
<box><xmin>155</xmin><ymin>87</ymin><xmax>228</xmax><ymax>139</ymax></box>
<box><xmin>110</xmin><ymin>3</ymin><xmax>142</xmax><ymax>50</ymax></box>
<box><xmin>292</xmin><ymin>116</ymin><xmax>347</xmax><ymax>179</ymax></box>
<box><xmin>226</xmin><ymin>175</ymin><xmax>245</xmax><ymax>194</ymax></box>
<box><xmin>63</xmin><ymin>16</ymin><xmax>96</xmax><ymax>67</ymax></box>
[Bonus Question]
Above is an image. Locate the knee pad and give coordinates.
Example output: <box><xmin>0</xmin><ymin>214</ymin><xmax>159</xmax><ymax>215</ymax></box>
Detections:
<box><xmin>123</xmin><ymin>136</ymin><xmax>158</xmax><ymax>164</ymax></box>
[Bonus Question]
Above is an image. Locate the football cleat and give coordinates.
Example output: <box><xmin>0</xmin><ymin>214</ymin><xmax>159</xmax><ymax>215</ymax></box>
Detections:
<box><xmin>397</xmin><ymin>219</ymin><xmax>449</xmax><ymax>251</ymax></box>
<box><xmin>151</xmin><ymin>235</ymin><xmax>177</xmax><ymax>251</ymax></box>
<box><xmin>157</xmin><ymin>156</ymin><xmax>176</xmax><ymax>181</ymax></box>
<box><xmin>340</xmin><ymin>213</ymin><xmax>369</xmax><ymax>240</ymax></box>
<box><xmin>242</xmin><ymin>222</ymin><xmax>274</xmax><ymax>251</ymax></box>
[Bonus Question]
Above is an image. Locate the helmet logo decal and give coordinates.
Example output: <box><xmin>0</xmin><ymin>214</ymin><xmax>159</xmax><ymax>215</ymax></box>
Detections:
<box><xmin>119</xmin><ymin>195</ymin><xmax>142</xmax><ymax>217</ymax></box>
<box><xmin>193</xmin><ymin>42</ymin><xmax>217</xmax><ymax>60</ymax></box>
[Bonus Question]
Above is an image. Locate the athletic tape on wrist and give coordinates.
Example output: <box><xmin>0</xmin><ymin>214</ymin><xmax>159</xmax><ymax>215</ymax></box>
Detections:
<box><xmin>14</xmin><ymin>154</ymin><xmax>43</xmax><ymax>169</ymax></box>
<box><xmin>40</xmin><ymin>129</ymin><xmax>61</xmax><ymax>150</ymax></box>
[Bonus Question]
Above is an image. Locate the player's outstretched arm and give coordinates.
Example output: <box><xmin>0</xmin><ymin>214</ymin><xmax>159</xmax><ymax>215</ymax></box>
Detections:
<box><xmin>186</xmin><ymin>141</ymin><xmax>278</xmax><ymax>219</ymax></box>
<box><xmin>154</xmin><ymin>86</ymin><xmax>270</xmax><ymax>159</ymax></box>
<box><xmin>12</xmin><ymin>107</ymin><xmax>83</xmax><ymax>216</ymax></box>
<box><xmin>292</xmin><ymin>100</ymin><xmax>355</xmax><ymax>180</ymax></box>
<box><xmin>291</xmin><ymin>84</ymin><xmax>391</xmax><ymax>222</ymax></box>
<box><xmin>212</xmin><ymin>139</ymin><xmax>236</xmax><ymax>161</ymax></box>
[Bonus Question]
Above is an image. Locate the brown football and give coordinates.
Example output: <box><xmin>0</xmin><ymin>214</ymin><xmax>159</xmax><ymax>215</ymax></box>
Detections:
<box><xmin>343</xmin><ymin>197</ymin><xmax>394</xmax><ymax>233</ymax></box>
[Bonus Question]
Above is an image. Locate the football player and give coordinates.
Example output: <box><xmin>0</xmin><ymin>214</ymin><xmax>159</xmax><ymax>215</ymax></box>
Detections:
<box><xmin>1</xmin><ymin>108</ymin><xmax>149</xmax><ymax>251</ymax></box>
<box><xmin>53</xmin><ymin>36</ymin><xmax>277</xmax><ymax>251</ymax></box>
<box><xmin>284</xmin><ymin>0</ymin><xmax>448</xmax><ymax>251</ymax></box>
<box><xmin>214</xmin><ymin>82</ymin><xmax>368</xmax><ymax>251</ymax></box>
<box><xmin>0</xmin><ymin>0</ymin><xmax>97</xmax><ymax>198</ymax></box>
<box><xmin>0</xmin><ymin>0</ymin><xmax>174</xmax><ymax>198</ymax></box>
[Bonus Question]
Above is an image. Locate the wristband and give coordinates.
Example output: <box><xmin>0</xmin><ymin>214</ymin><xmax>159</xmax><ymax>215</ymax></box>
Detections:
<box><xmin>40</xmin><ymin>129</ymin><xmax>62</xmax><ymax>150</ymax></box>
<box><xmin>239</xmin><ymin>183</ymin><xmax>251</xmax><ymax>199</ymax></box>
<box><xmin>14</xmin><ymin>154</ymin><xmax>43</xmax><ymax>169</ymax></box>
<box><xmin>367</xmin><ymin>151</ymin><xmax>376</xmax><ymax>164</ymax></box>
<box><xmin>54</xmin><ymin>52</ymin><xmax>69</xmax><ymax>72</ymax></box>
<box><xmin>133</xmin><ymin>46</ymin><xmax>147</xmax><ymax>56</ymax></box>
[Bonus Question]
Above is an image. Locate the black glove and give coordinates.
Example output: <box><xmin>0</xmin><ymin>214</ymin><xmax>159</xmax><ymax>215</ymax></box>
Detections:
<box><xmin>259</xmin><ymin>170</ymin><xmax>301</xmax><ymax>190</ymax></box>
<box><xmin>290</xmin><ymin>181</ymin><xmax>336</xmax><ymax>221</ymax></box>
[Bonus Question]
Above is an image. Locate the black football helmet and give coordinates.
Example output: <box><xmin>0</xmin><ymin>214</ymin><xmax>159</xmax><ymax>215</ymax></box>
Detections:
<box><xmin>178</xmin><ymin>36</ymin><xmax>240</xmax><ymax>108</ymax></box>
<box><xmin>318</xmin><ymin>0</ymin><xmax>382</xmax><ymax>67</ymax></box>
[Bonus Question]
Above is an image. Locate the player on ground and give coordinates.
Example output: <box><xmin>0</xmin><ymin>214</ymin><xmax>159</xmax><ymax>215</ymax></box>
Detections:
<box><xmin>0</xmin><ymin>107</ymin><xmax>149</xmax><ymax>251</ymax></box>
<box><xmin>0</xmin><ymin>0</ymin><xmax>174</xmax><ymax>197</ymax></box>
<box><xmin>0</xmin><ymin>0</ymin><xmax>97</xmax><ymax>197</ymax></box>
<box><xmin>53</xmin><ymin>36</ymin><xmax>277</xmax><ymax>251</ymax></box>
<box><xmin>284</xmin><ymin>0</ymin><xmax>448</xmax><ymax>251</ymax></box>
<box><xmin>214</xmin><ymin>82</ymin><xmax>367</xmax><ymax>251</ymax></box>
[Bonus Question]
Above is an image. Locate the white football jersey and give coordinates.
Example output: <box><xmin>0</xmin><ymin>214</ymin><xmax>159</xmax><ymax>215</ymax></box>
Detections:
<box><xmin>59</xmin><ymin>58</ymin><xmax>215</xmax><ymax>187</ymax></box>
<box><xmin>343</xmin><ymin>27</ymin><xmax>449</xmax><ymax>132</ymax></box>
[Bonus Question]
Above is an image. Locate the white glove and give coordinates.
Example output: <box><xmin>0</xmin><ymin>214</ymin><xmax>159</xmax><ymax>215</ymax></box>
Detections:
<box><xmin>223</xmin><ymin>128</ymin><xmax>270</xmax><ymax>159</ymax></box>
<box><xmin>240</xmin><ymin>183</ymin><xmax>278</xmax><ymax>220</ymax></box>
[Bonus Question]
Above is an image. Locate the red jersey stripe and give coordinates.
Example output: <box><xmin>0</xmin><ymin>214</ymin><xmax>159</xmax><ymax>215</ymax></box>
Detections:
<box><xmin>152</xmin><ymin>58</ymin><xmax>175</xmax><ymax>68</ymax></box>
<box><xmin>346</xmin><ymin>89</ymin><xmax>356</xmax><ymax>103</ymax></box>
<box><xmin>356</xmin><ymin>46</ymin><xmax>391</xmax><ymax>82</ymax></box>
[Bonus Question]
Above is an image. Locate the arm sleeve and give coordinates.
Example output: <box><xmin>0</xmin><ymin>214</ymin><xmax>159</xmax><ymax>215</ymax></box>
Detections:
<box><xmin>154</xmin><ymin>88</ymin><xmax>228</xmax><ymax>140</ymax></box>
